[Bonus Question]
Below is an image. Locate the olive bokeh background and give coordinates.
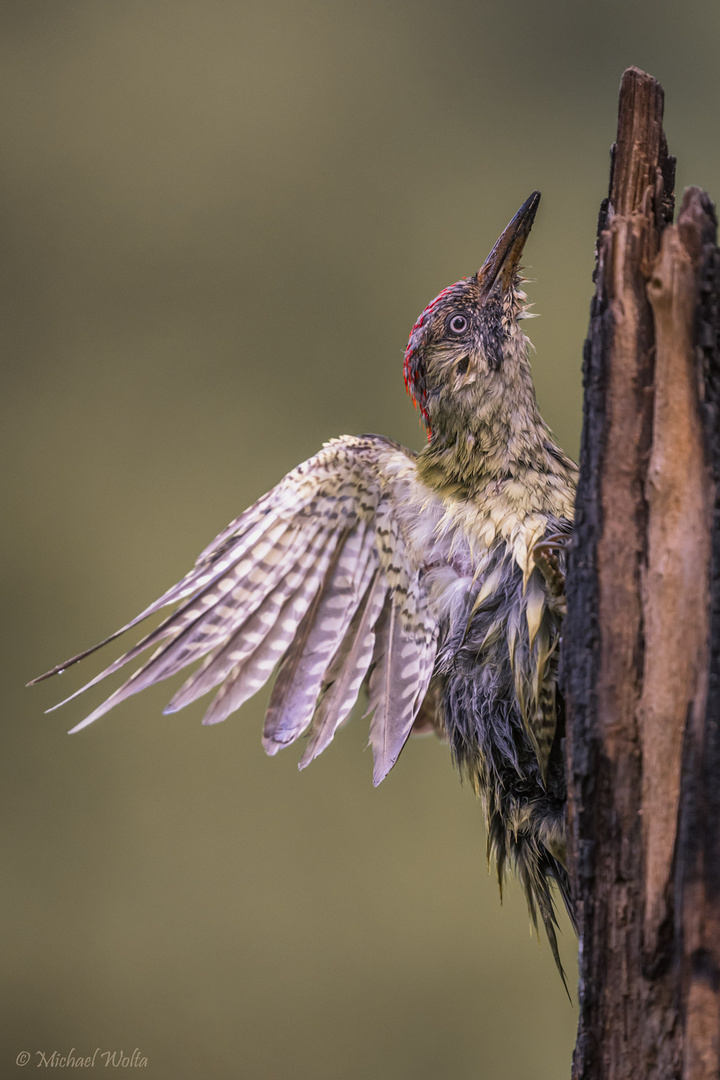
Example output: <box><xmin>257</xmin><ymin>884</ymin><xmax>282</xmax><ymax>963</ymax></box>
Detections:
<box><xmin>4</xmin><ymin>3</ymin><xmax>720</xmax><ymax>1078</ymax></box>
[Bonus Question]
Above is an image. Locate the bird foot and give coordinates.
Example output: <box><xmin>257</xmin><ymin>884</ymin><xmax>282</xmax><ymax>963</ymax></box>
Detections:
<box><xmin>532</xmin><ymin>541</ymin><xmax>566</xmax><ymax>607</ymax></box>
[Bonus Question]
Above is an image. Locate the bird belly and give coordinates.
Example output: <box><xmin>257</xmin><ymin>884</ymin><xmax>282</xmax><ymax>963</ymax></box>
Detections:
<box><xmin>397</xmin><ymin>482</ymin><xmax>569</xmax><ymax>868</ymax></box>
<box><xmin>436</xmin><ymin>547</ymin><xmax>567</xmax><ymax>865</ymax></box>
<box><xmin>443</xmin><ymin>659</ymin><xmax>566</xmax><ymax>860</ymax></box>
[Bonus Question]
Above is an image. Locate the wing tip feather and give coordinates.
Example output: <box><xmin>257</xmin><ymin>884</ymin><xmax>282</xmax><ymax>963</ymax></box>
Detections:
<box><xmin>372</xmin><ymin>756</ymin><xmax>395</xmax><ymax>787</ymax></box>
<box><xmin>67</xmin><ymin>712</ymin><xmax>102</xmax><ymax>734</ymax></box>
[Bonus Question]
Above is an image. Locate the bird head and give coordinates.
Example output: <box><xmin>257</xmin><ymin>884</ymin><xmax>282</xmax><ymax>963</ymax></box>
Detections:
<box><xmin>403</xmin><ymin>192</ymin><xmax>541</xmax><ymax>438</ymax></box>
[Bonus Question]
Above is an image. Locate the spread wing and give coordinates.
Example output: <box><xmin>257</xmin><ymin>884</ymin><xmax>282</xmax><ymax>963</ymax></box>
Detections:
<box><xmin>31</xmin><ymin>435</ymin><xmax>439</xmax><ymax>785</ymax></box>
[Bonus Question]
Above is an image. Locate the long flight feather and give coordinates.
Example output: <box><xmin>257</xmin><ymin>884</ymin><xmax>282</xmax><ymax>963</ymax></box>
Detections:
<box><xmin>68</xmin><ymin>524</ymin><xmax>334</xmax><ymax>734</ymax></box>
<box><xmin>298</xmin><ymin>569</ymin><xmax>387</xmax><ymax>769</ymax></box>
<box><xmin>163</xmin><ymin>519</ymin><xmax>345</xmax><ymax>712</ymax></box>
<box><xmin>366</xmin><ymin>595</ymin><xmax>437</xmax><ymax>785</ymax></box>
<box><xmin>262</xmin><ymin>522</ymin><xmax>376</xmax><ymax>752</ymax></box>
<box><xmin>55</xmin><ymin>520</ymin><xmax>308</xmax><ymax>726</ymax></box>
<box><xmin>30</xmin><ymin>501</ymin><xmax>293</xmax><ymax>685</ymax></box>
<box><xmin>200</xmin><ymin>530</ymin><xmax>346</xmax><ymax>729</ymax></box>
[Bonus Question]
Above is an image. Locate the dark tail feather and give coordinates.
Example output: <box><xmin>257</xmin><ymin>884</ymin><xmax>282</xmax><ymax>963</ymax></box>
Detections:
<box><xmin>493</xmin><ymin>823</ymin><xmax>575</xmax><ymax>998</ymax></box>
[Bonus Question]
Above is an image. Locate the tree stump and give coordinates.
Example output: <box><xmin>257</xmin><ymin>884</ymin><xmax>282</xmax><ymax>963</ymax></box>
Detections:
<box><xmin>564</xmin><ymin>66</ymin><xmax>720</xmax><ymax>1079</ymax></box>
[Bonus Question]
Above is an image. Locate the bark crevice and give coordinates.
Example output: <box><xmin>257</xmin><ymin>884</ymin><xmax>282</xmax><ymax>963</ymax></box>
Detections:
<box><xmin>564</xmin><ymin>67</ymin><xmax>720</xmax><ymax>1080</ymax></box>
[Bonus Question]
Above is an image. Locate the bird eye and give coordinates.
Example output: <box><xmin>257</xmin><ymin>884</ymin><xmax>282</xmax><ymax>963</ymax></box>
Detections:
<box><xmin>448</xmin><ymin>314</ymin><xmax>468</xmax><ymax>335</ymax></box>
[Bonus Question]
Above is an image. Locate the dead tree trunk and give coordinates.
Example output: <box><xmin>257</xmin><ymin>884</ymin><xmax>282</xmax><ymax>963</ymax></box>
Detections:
<box><xmin>563</xmin><ymin>67</ymin><xmax>720</xmax><ymax>1079</ymax></box>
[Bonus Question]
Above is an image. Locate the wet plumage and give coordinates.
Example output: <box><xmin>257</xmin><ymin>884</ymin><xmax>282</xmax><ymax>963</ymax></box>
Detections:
<box><xmin>31</xmin><ymin>192</ymin><xmax>578</xmax><ymax>981</ymax></box>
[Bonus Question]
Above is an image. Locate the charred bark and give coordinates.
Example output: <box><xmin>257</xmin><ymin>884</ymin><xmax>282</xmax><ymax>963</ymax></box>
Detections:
<box><xmin>564</xmin><ymin>67</ymin><xmax>720</xmax><ymax>1079</ymax></box>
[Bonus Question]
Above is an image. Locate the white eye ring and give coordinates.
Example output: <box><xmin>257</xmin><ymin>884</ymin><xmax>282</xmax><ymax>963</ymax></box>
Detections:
<box><xmin>449</xmin><ymin>314</ymin><xmax>468</xmax><ymax>334</ymax></box>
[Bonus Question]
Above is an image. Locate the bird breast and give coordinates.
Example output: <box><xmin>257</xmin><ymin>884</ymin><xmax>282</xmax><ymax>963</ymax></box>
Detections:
<box><xmin>395</xmin><ymin>471</ymin><xmax>549</xmax><ymax>632</ymax></box>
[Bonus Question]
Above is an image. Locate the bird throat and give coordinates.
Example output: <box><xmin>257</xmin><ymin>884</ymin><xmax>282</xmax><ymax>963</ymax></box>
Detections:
<box><xmin>416</xmin><ymin>381</ymin><xmax>550</xmax><ymax>499</ymax></box>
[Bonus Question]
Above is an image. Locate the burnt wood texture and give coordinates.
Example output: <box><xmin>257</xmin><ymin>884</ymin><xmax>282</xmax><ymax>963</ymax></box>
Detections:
<box><xmin>564</xmin><ymin>67</ymin><xmax>720</xmax><ymax>1079</ymax></box>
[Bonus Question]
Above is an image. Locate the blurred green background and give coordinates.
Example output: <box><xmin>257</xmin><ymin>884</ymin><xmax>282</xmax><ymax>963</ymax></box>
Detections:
<box><xmin>4</xmin><ymin>2</ymin><xmax>720</xmax><ymax>1077</ymax></box>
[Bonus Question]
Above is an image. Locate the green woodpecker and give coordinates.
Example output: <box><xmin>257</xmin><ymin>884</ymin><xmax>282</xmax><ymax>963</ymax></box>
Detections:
<box><xmin>31</xmin><ymin>192</ymin><xmax>578</xmax><ymax>982</ymax></box>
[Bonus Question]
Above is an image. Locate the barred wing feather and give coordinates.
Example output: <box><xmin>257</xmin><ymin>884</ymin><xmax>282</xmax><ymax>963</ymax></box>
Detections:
<box><xmin>31</xmin><ymin>435</ymin><xmax>439</xmax><ymax>783</ymax></box>
<box><xmin>366</xmin><ymin>593</ymin><xmax>438</xmax><ymax>786</ymax></box>
<box><xmin>262</xmin><ymin>520</ymin><xmax>377</xmax><ymax>753</ymax></box>
<box><xmin>298</xmin><ymin>570</ymin><xmax>387</xmax><ymax>770</ymax></box>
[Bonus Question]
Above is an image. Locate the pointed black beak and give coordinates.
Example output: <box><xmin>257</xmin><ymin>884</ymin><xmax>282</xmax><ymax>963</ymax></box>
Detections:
<box><xmin>476</xmin><ymin>191</ymin><xmax>541</xmax><ymax>298</ymax></box>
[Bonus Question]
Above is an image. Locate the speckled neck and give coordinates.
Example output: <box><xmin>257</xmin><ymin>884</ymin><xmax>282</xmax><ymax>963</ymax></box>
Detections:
<box><xmin>416</xmin><ymin>344</ymin><xmax>555</xmax><ymax>499</ymax></box>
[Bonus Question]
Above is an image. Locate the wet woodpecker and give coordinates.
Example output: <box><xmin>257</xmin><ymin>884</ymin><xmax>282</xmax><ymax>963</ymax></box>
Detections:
<box><xmin>31</xmin><ymin>192</ymin><xmax>578</xmax><ymax>980</ymax></box>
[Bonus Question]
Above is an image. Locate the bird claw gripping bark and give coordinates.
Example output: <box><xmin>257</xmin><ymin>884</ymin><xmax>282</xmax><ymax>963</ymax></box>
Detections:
<box><xmin>31</xmin><ymin>192</ymin><xmax>578</xmax><ymax>982</ymax></box>
<box><xmin>532</xmin><ymin>534</ymin><xmax>568</xmax><ymax>615</ymax></box>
